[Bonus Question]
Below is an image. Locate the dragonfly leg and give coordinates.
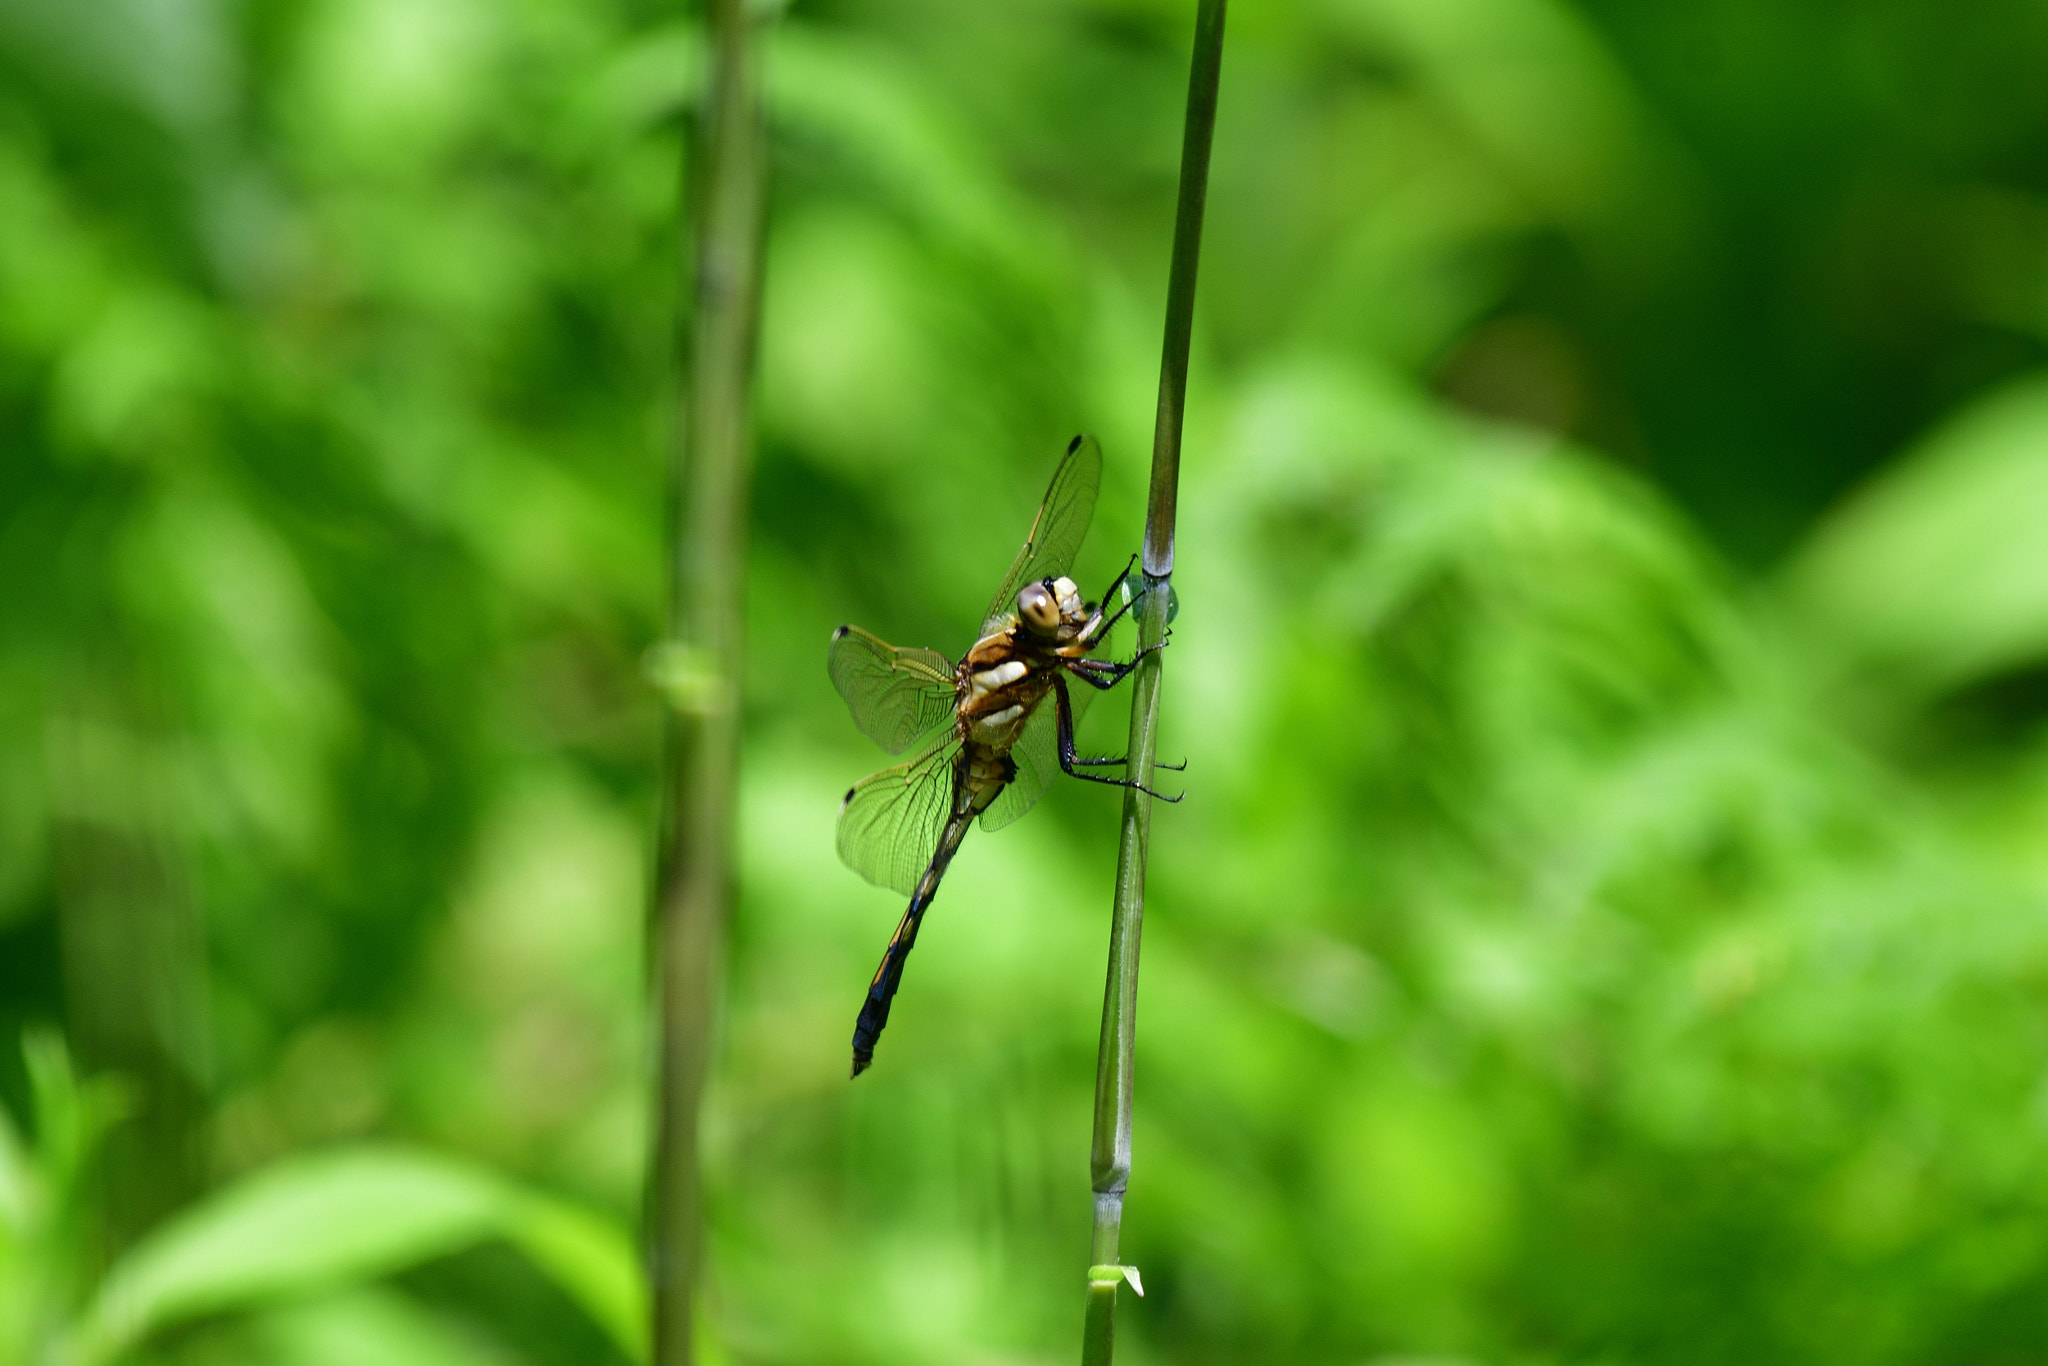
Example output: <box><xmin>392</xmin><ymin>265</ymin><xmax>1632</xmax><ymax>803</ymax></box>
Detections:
<box><xmin>1052</xmin><ymin>675</ymin><xmax>1184</xmax><ymax>802</ymax></box>
<box><xmin>1066</xmin><ymin>638</ymin><xmax>1167</xmax><ymax>691</ymax></box>
<box><xmin>1101</xmin><ymin>553</ymin><xmax>1138</xmax><ymax>603</ymax></box>
<box><xmin>1081</xmin><ymin>556</ymin><xmax>1142</xmax><ymax>643</ymax></box>
<box><xmin>1060</xmin><ymin>651</ymin><xmax>1188</xmax><ymax>771</ymax></box>
<box><xmin>1066</xmin><ymin>660</ymin><xmax>1131</xmax><ymax>691</ymax></box>
<box><xmin>1067</xmin><ymin>754</ymin><xmax>1188</xmax><ymax>772</ymax></box>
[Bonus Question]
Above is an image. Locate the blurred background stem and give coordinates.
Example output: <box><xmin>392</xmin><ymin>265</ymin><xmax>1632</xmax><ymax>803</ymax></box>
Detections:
<box><xmin>649</xmin><ymin>0</ymin><xmax>769</xmax><ymax>1361</ymax></box>
<box><xmin>1083</xmin><ymin>0</ymin><xmax>1224</xmax><ymax>1360</ymax></box>
<box><xmin>48</xmin><ymin>652</ymin><xmax>208</xmax><ymax>1261</ymax></box>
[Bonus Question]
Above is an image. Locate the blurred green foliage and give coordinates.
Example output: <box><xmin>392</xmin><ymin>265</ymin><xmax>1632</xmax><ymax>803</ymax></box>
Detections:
<box><xmin>6</xmin><ymin>0</ymin><xmax>2048</xmax><ymax>1362</ymax></box>
<box><xmin>0</xmin><ymin>1033</ymin><xmax>637</xmax><ymax>1364</ymax></box>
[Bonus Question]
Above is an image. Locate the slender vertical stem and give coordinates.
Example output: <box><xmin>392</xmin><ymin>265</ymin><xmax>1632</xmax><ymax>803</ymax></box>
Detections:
<box><xmin>1082</xmin><ymin>0</ymin><xmax>1225</xmax><ymax>1362</ymax></box>
<box><xmin>649</xmin><ymin>1</ymin><xmax>768</xmax><ymax>1363</ymax></box>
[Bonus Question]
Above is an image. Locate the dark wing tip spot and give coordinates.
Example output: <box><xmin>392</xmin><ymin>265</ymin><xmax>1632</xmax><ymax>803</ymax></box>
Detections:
<box><xmin>1066</xmin><ymin>434</ymin><xmax>1083</xmax><ymax>454</ymax></box>
<box><xmin>832</xmin><ymin>624</ymin><xmax>849</xmax><ymax>641</ymax></box>
<box><xmin>841</xmin><ymin>787</ymin><xmax>857</xmax><ymax>810</ymax></box>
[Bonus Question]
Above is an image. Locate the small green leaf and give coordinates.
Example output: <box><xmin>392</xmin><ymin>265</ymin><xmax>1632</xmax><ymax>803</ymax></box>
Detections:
<box><xmin>1085</xmin><ymin>1263</ymin><xmax>1144</xmax><ymax>1296</ymax></box>
<box><xmin>20</xmin><ymin>1028</ymin><xmax>126</xmax><ymax>1201</ymax></box>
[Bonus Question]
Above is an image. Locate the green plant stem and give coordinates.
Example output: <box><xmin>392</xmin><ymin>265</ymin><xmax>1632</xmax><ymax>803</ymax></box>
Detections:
<box><xmin>649</xmin><ymin>1</ymin><xmax>768</xmax><ymax>1363</ymax></box>
<box><xmin>1083</xmin><ymin>0</ymin><xmax>1225</xmax><ymax>1361</ymax></box>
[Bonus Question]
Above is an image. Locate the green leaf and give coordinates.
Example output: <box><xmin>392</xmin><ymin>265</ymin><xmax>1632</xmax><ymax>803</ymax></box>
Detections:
<box><xmin>244</xmin><ymin>1286</ymin><xmax>509</xmax><ymax>1366</ymax></box>
<box><xmin>0</xmin><ymin>1091</ymin><xmax>33</xmax><ymax>1237</ymax></box>
<box><xmin>82</xmin><ymin>1147</ymin><xmax>499</xmax><ymax>1361</ymax></box>
<box><xmin>79</xmin><ymin>1145</ymin><xmax>643</xmax><ymax>1365</ymax></box>
<box><xmin>1783</xmin><ymin>373</ymin><xmax>2048</xmax><ymax>695</ymax></box>
<box><xmin>503</xmin><ymin>1191</ymin><xmax>647</xmax><ymax>1362</ymax></box>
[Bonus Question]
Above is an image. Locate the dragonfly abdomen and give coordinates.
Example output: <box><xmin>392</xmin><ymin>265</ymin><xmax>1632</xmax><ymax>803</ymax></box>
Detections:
<box><xmin>961</xmin><ymin>742</ymin><xmax>1016</xmax><ymax>812</ymax></box>
<box><xmin>849</xmin><ymin>747</ymin><xmax>1012</xmax><ymax>1078</ymax></box>
<box><xmin>849</xmin><ymin>810</ymin><xmax>974</xmax><ymax>1077</ymax></box>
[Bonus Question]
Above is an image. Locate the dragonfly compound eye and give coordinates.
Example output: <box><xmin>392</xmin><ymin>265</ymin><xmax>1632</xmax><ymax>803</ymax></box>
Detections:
<box><xmin>1017</xmin><ymin>581</ymin><xmax>1060</xmax><ymax>635</ymax></box>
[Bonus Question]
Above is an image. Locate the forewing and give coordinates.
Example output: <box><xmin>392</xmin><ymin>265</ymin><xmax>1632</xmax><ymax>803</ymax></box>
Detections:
<box><xmin>838</xmin><ymin>736</ymin><xmax>960</xmax><ymax>896</ymax></box>
<box><xmin>979</xmin><ymin>679</ymin><xmax>1094</xmax><ymax>831</ymax></box>
<box><xmin>982</xmin><ymin>434</ymin><xmax>1104</xmax><ymax>631</ymax></box>
<box><xmin>828</xmin><ymin>625</ymin><xmax>957</xmax><ymax>755</ymax></box>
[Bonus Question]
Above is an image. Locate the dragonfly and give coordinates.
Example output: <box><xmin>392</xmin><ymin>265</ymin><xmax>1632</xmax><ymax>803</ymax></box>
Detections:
<box><xmin>829</xmin><ymin>434</ymin><xmax>1179</xmax><ymax>1077</ymax></box>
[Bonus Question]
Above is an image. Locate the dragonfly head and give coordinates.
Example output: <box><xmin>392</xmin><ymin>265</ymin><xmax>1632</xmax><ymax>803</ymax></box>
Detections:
<box><xmin>1018</xmin><ymin>580</ymin><xmax>1060</xmax><ymax>635</ymax></box>
<box><xmin>1017</xmin><ymin>576</ymin><xmax>1086</xmax><ymax>638</ymax></box>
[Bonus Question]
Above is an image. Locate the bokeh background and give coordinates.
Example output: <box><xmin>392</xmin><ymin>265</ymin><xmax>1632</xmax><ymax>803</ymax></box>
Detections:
<box><xmin>8</xmin><ymin>0</ymin><xmax>2048</xmax><ymax>1361</ymax></box>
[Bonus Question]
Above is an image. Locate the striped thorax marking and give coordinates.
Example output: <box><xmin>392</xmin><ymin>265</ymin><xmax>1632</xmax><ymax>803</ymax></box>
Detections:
<box><xmin>967</xmin><ymin>659</ymin><xmax>1028</xmax><ymax>699</ymax></box>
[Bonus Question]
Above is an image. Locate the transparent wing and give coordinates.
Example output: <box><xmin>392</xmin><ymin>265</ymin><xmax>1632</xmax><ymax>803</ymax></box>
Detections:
<box><xmin>982</xmin><ymin>434</ymin><xmax>1104</xmax><ymax>632</ymax></box>
<box><xmin>828</xmin><ymin>625</ymin><xmax>957</xmax><ymax>755</ymax></box>
<box><xmin>979</xmin><ymin>678</ymin><xmax>1094</xmax><ymax>831</ymax></box>
<box><xmin>838</xmin><ymin>735</ymin><xmax>960</xmax><ymax>896</ymax></box>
